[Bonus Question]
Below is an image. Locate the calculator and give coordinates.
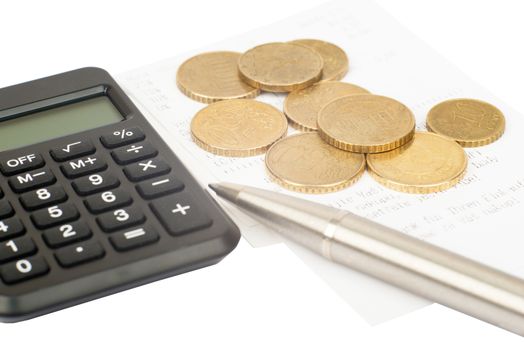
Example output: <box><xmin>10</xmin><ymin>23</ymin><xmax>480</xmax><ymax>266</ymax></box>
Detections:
<box><xmin>0</xmin><ymin>67</ymin><xmax>240</xmax><ymax>322</ymax></box>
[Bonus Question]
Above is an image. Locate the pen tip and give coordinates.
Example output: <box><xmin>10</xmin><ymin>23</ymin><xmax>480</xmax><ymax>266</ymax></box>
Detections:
<box><xmin>208</xmin><ymin>183</ymin><xmax>220</xmax><ymax>192</ymax></box>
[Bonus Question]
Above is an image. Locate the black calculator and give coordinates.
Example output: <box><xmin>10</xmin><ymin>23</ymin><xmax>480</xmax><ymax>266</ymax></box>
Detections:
<box><xmin>0</xmin><ymin>67</ymin><xmax>240</xmax><ymax>322</ymax></box>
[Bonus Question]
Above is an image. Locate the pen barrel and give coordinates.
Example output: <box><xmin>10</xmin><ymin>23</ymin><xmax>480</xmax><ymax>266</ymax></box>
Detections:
<box><xmin>329</xmin><ymin>212</ymin><xmax>524</xmax><ymax>336</ymax></box>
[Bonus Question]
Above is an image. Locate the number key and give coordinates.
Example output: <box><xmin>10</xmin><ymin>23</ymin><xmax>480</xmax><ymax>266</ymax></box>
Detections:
<box><xmin>0</xmin><ymin>237</ymin><xmax>37</xmax><ymax>263</ymax></box>
<box><xmin>43</xmin><ymin>221</ymin><xmax>92</xmax><ymax>248</ymax></box>
<box><xmin>96</xmin><ymin>206</ymin><xmax>145</xmax><ymax>232</ymax></box>
<box><xmin>0</xmin><ymin>218</ymin><xmax>25</xmax><ymax>240</ymax></box>
<box><xmin>19</xmin><ymin>185</ymin><xmax>68</xmax><ymax>211</ymax></box>
<box><xmin>84</xmin><ymin>189</ymin><xmax>132</xmax><ymax>214</ymax></box>
<box><xmin>1</xmin><ymin>257</ymin><xmax>49</xmax><ymax>284</ymax></box>
<box><xmin>31</xmin><ymin>203</ymin><xmax>79</xmax><ymax>229</ymax></box>
<box><xmin>72</xmin><ymin>172</ymin><xmax>120</xmax><ymax>196</ymax></box>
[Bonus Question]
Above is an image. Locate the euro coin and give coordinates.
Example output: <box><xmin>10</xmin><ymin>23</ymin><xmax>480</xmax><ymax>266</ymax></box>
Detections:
<box><xmin>426</xmin><ymin>98</ymin><xmax>505</xmax><ymax>147</ymax></box>
<box><xmin>317</xmin><ymin>94</ymin><xmax>415</xmax><ymax>153</ymax></box>
<box><xmin>265</xmin><ymin>132</ymin><xmax>366</xmax><ymax>193</ymax></box>
<box><xmin>191</xmin><ymin>99</ymin><xmax>287</xmax><ymax>157</ymax></box>
<box><xmin>238</xmin><ymin>42</ymin><xmax>323</xmax><ymax>92</ymax></box>
<box><xmin>290</xmin><ymin>39</ymin><xmax>349</xmax><ymax>81</ymax></box>
<box><xmin>367</xmin><ymin>132</ymin><xmax>467</xmax><ymax>194</ymax></box>
<box><xmin>177</xmin><ymin>51</ymin><xmax>260</xmax><ymax>103</ymax></box>
<box><xmin>284</xmin><ymin>81</ymin><xmax>370</xmax><ymax>131</ymax></box>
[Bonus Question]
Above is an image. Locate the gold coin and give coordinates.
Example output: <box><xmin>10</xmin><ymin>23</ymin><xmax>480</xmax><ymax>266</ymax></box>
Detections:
<box><xmin>191</xmin><ymin>99</ymin><xmax>287</xmax><ymax>157</ymax></box>
<box><xmin>177</xmin><ymin>51</ymin><xmax>260</xmax><ymax>103</ymax></box>
<box><xmin>290</xmin><ymin>39</ymin><xmax>349</xmax><ymax>81</ymax></box>
<box><xmin>367</xmin><ymin>132</ymin><xmax>467</xmax><ymax>194</ymax></box>
<box><xmin>238</xmin><ymin>42</ymin><xmax>323</xmax><ymax>92</ymax></box>
<box><xmin>317</xmin><ymin>94</ymin><xmax>415</xmax><ymax>153</ymax></box>
<box><xmin>265</xmin><ymin>132</ymin><xmax>366</xmax><ymax>193</ymax></box>
<box><xmin>426</xmin><ymin>98</ymin><xmax>505</xmax><ymax>147</ymax></box>
<box><xmin>284</xmin><ymin>81</ymin><xmax>370</xmax><ymax>131</ymax></box>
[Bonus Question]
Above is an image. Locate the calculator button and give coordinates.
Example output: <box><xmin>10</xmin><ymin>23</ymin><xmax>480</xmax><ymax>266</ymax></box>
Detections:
<box><xmin>100</xmin><ymin>127</ymin><xmax>145</xmax><ymax>148</ymax></box>
<box><xmin>1</xmin><ymin>256</ymin><xmax>49</xmax><ymax>285</ymax></box>
<box><xmin>0</xmin><ymin>237</ymin><xmax>37</xmax><ymax>263</ymax></box>
<box><xmin>150</xmin><ymin>193</ymin><xmax>212</xmax><ymax>236</ymax></box>
<box><xmin>96</xmin><ymin>206</ymin><xmax>146</xmax><ymax>232</ymax></box>
<box><xmin>72</xmin><ymin>172</ymin><xmax>120</xmax><ymax>196</ymax></box>
<box><xmin>136</xmin><ymin>175</ymin><xmax>184</xmax><ymax>199</ymax></box>
<box><xmin>123</xmin><ymin>158</ymin><xmax>171</xmax><ymax>182</ymax></box>
<box><xmin>9</xmin><ymin>168</ymin><xmax>56</xmax><ymax>193</ymax></box>
<box><xmin>0</xmin><ymin>200</ymin><xmax>14</xmax><ymax>219</ymax></box>
<box><xmin>19</xmin><ymin>185</ymin><xmax>68</xmax><ymax>211</ymax></box>
<box><xmin>43</xmin><ymin>221</ymin><xmax>92</xmax><ymax>249</ymax></box>
<box><xmin>0</xmin><ymin>153</ymin><xmax>44</xmax><ymax>176</ymax></box>
<box><xmin>54</xmin><ymin>241</ymin><xmax>105</xmax><ymax>268</ymax></box>
<box><xmin>51</xmin><ymin>140</ymin><xmax>96</xmax><ymax>162</ymax></box>
<box><xmin>109</xmin><ymin>226</ymin><xmax>159</xmax><ymax>252</ymax></box>
<box><xmin>31</xmin><ymin>203</ymin><xmax>79</xmax><ymax>229</ymax></box>
<box><xmin>0</xmin><ymin>218</ymin><xmax>25</xmax><ymax>241</ymax></box>
<box><xmin>84</xmin><ymin>189</ymin><xmax>132</xmax><ymax>214</ymax></box>
<box><xmin>111</xmin><ymin>141</ymin><xmax>158</xmax><ymax>165</ymax></box>
<box><xmin>61</xmin><ymin>155</ymin><xmax>108</xmax><ymax>179</ymax></box>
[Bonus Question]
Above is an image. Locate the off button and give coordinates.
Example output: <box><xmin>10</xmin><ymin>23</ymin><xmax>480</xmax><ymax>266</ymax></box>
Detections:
<box><xmin>0</xmin><ymin>153</ymin><xmax>45</xmax><ymax>176</ymax></box>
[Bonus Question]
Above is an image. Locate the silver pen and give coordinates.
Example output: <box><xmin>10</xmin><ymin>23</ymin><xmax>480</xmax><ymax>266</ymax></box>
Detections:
<box><xmin>209</xmin><ymin>182</ymin><xmax>524</xmax><ymax>336</ymax></box>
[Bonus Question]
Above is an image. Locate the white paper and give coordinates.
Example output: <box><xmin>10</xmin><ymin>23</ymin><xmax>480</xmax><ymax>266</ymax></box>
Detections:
<box><xmin>117</xmin><ymin>0</ymin><xmax>524</xmax><ymax>324</ymax></box>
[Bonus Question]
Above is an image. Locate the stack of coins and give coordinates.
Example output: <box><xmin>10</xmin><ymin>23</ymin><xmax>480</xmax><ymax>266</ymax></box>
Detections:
<box><xmin>177</xmin><ymin>39</ymin><xmax>505</xmax><ymax>194</ymax></box>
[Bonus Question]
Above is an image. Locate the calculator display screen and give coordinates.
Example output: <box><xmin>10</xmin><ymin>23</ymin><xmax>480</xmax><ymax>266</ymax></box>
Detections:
<box><xmin>0</xmin><ymin>96</ymin><xmax>123</xmax><ymax>151</ymax></box>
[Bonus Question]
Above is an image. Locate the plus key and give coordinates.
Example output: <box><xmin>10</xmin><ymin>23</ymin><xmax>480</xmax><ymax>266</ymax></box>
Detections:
<box><xmin>150</xmin><ymin>193</ymin><xmax>212</xmax><ymax>236</ymax></box>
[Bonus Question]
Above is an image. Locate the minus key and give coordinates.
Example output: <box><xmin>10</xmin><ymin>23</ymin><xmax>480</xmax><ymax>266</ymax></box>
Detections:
<box><xmin>136</xmin><ymin>175</ymin><xmax>184</xmax><ymax>199</ymax></box>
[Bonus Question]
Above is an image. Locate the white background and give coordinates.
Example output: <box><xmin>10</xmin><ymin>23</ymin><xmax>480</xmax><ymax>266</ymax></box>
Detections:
<box><xmin>1</xmin><ymin>1</ymin><xmax>524</xmax><ymax>348</ymax></box>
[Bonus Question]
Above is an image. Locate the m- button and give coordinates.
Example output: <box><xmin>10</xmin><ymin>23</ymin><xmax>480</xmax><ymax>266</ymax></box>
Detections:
<box><xmin>0</xmin><ymin>153</ymin><xmax>44</xmax><ymax>176</ymax></box>
<box><xmin>150</xmin><ymin>193</ymin><xmax>212</xmax><ymax>236</ymax></box>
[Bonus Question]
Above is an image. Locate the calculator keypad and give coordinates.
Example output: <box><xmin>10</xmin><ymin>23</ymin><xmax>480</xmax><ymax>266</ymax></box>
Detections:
<box><xmin>0</xmin><ymin>126</ymin><xmax>215</xmax><ymax>287</ymax></box>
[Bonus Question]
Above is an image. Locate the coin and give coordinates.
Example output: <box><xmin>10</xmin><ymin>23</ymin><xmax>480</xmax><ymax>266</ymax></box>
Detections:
<box><xmin>177</xmin><ymin>51</ymin><xmax>260</xmax><ymax>103</ymax></box>
<box><xmin>367</xmin><ymin>132</ymin><xmax>467</xmax><ymax>194</ymax></box>
<box><xmin>290</xmin><ymin>39</ymin><xmax>349</xmax><ymax>81</ymax></box>
<box><xmin>426</xmin><ymin>98</ymin><xmax>505</xmax><ymax>147</ymax></box>
<box><xmin>317</xmin><ymin>94</ymin><xmax>415</xmax><ymax>153</ymax></box>
<box><xmin>265</xmin><ymin>132</ymin><xmax>366</xmax><ymax>193</ymax></box>
<box><xmin>191</xmin><ymin>99</ymin><xmax>288</xmax><ymax>157</ymax></box>
<box><xmin>238</xmin><ymin>42</ymin><xmax>323</xmax><ymax>92</ymax></box>
<box><xmin>284</xmin><ymin>81</ymin><xmax>370</xmax><ymax>131</ymax></box>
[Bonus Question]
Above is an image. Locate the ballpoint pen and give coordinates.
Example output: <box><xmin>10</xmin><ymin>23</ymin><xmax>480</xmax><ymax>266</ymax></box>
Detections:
<box><xmin>209</xmin><ymin>182</ymin><xmax>524</xmax><ymax>336</ymax></box>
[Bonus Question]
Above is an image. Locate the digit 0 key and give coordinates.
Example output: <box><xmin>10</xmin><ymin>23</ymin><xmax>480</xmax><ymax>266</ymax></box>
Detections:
<box><xmin>0</xmin><ymin>68</ymin><xmax>240</xmax><ymax>322</ymax></box>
